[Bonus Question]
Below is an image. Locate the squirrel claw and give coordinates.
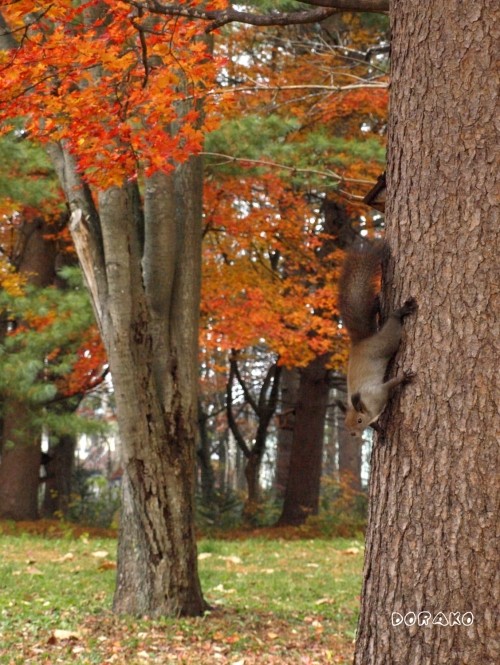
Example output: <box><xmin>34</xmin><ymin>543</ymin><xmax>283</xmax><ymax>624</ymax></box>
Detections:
<box><xmin>402</xmin><ymin>298</ymin><xmax>418</xmax><ymax>315</ymax></box>
<box><xmin>403</xmin><ymin>370</ymin><xmax>416</xmax><ymax>383</ymax></box>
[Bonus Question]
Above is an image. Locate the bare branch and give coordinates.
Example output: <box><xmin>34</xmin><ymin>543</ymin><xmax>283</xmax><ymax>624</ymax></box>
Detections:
<box><xmin>198</xmin><ymin>81</ymin><xmax>387</xmax><ymax>103</ymax></box>
<box><xmin>297</xmin><ymin>0</ymin><xmax>388</xmax><ymax>11</ymax></box>
<box><xmin>226</xmin><ymin>356</ymin><xmax>252</xmax><ymax>458</ymax></box>
<box><xmin>129</xmin><ymin>2</ymin><xmax>351</xmax><ymax>33</ymax></box>
<box><xmin>231</xmin><ymin>352</ymin><xmax>260</xmax><ymax>415</ymax></box>
<box><xmin>201</xmin><ymin>151</ymin><xmax>375</xmax><ymax>192</ymax></box>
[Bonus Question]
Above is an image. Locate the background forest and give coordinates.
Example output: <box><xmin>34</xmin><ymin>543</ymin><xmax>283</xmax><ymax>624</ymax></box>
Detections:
<box><xmin>0</xmin><ymin>9</ymin><xmax>388</xmax><ymax>531</ymax></box>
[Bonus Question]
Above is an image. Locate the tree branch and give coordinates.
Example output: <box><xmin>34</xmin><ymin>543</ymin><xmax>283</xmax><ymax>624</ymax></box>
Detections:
<box><xmin>197</xmin><ymin>80</ymin><xmax>387</xmax><ymax>102</ymax></box>
<box><xmin>297</xmin><ymin>0</ymin><xmax>388</xmax><ymax>11</ymax></box>
<box><xmin>131</xmin><ymin>2</ymin><xmax>341</xmax><ymax>32</ymax></box>
<box><xmin>226</xmin><ymin>357</ymin><xmax>251</xmax><ymax>458</ymax></box>
<box><xmin>230</xmin><ymin>351</ymin><xmax>259</xmax><ymax>415</ymax></box>
<box><xmin>131</xmin><ymin>1</ymin><xmax>389</xmax><ymax>33</ymax></box>
<box><xmin>201</xmin><ymin>151</ymin><xmax>375</xmax><ymax>192</ymax></box>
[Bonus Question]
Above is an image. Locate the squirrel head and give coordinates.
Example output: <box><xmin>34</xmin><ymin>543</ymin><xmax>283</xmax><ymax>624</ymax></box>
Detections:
<box><xmin>345</xmin><ymin>392</ymin><xmax>376</xmax><ymax>437</ymax></box>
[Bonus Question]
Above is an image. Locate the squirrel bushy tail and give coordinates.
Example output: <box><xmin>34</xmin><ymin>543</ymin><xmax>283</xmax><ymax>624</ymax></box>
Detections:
<box><xmin>338</xmin><ymin>241</ymin><xmax>388</xmax><ymax>344</ymax></box>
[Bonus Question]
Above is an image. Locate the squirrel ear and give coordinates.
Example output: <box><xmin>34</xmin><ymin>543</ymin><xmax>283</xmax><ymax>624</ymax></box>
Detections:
<box><xmin>351</xmin><ymin>392</ymin><xmax>366</xmax><ymax>413</ymax></box>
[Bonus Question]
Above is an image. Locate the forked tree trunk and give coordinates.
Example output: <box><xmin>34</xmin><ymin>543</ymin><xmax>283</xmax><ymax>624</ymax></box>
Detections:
<box><xmin>355</xmin><ymin>1</ymin><xmax>498</xmax><ymax>662</ymax></box>
<box><xmin>47</xmin><ymin>144</ymin><xmax>206</xmax><ymax>616</ymax></box>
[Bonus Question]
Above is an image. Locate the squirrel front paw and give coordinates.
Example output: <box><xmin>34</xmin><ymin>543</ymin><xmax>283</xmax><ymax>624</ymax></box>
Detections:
<box><xmin>401</xmin><ymin>298</ymin><xmax>417</xmax><ymax>316</ymax></box>
<box><xmin>403</xmin><ymin>369</ymin><xmax>416</xmax><ymax>383</ymax></box>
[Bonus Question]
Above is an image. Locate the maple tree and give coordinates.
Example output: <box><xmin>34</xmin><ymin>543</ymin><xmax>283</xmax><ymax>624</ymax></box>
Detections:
<box><xmin>0</xmin><ymin>0</ymin><xmax>225</xmax><ymax>617</ymax></box>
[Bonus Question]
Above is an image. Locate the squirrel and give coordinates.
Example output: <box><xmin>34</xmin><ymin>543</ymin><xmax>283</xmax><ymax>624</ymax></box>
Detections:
<box><xmin>338</xmin><ymin>241</ymin><xmax>417</xmax><ymax>437</ymax></box>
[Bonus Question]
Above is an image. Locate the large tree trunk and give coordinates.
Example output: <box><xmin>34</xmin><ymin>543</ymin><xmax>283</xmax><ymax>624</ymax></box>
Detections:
<box><xmin>0</xmin><ymin>403</ymin><xmax>41</xmax><ymax>520</ymax></box>
<box><xmin>354</xmin><ymin>2</ymin><xmax>498</xmax><ymax>663</ymax></box>
<box><xmin>47</xmin><ymin>144</ymin><xmax>206</xmax><ymax>616</ymax></box>
<box><xmin>111</xmin><ymin>161</ymin><xmax>205</xmax><ymax>617</ymax></box>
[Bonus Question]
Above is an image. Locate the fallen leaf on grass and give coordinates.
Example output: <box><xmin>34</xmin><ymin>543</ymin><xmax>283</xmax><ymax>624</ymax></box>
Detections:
<box><xmin>198</xmin><ymin>552</ymin><xmax>212</xmax><ymax>560</ymax></box>
<box><xmin>48</xmin><ymin>629</ymin><xmax>81</xmax><ymax>643</ymax></box>
<box><xmin>54</xmin><ymin>552</ymin><xmax>74</xmax><ymax>563</ymax></box>
<box><xmin>343</xmin><ymin>547</ymin><xmax>360</xmax><ymax>555</ymax></box>
<box><xmin>26</xmin><ymin>566</ymin><xmax>43</xmax><ymax>575</ymax></box>
<box><xmin>91</xmin><ymin>550</ymin><xmax>109</xmax><ymax>558</ymax></box>
<box><xmin>220</xmin><ymin>555</ymin><xmax>243</xmax><ymax>565</ymax></box>
<box><xmin>212</xmin><ymin>584</ymin><xmax>236</xmax><ymax>594</ymax></box>
<box><xmin>98</xmin><ymin>560</ymin><xmax>117</xmax><ymax>571</ymax></box>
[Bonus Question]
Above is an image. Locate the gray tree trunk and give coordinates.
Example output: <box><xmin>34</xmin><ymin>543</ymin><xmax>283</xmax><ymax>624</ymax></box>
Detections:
<box><xmin>274</xmin><ymin>367</ymin><xmax>300</xmax><ymax>498</ymax></box>
<box><xmin>47</xmin><ymin>145</ymin><xmax>206</xmax><ymax>616</ymax></box>
<box><xmin>354</xmin><ymin>1</ymin><xmax>499</xmax><ymax>662</ymax></box>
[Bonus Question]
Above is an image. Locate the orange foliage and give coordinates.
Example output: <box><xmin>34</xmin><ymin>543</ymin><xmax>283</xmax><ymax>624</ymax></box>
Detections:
<box><xmin>58</xmin><ymin>324</ymin><xmax>107</xmax><ymax>397</ymax></box>
<box><xmin>202</xmin><ymin>174</ymin><xmax>347</xmax><ymax>369</ymax></box>
<box><xmin>0</xmin><ymin>1</ymin><xmax>225</xmax><ymax>188</ymax></box>
<box><xmin>201</xmin><ymin>16</ymin><xmax>388</xmax><ymax>368</ymax></box>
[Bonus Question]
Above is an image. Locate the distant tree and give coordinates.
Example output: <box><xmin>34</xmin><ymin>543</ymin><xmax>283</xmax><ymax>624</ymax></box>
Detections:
<box><xmin>226</xmin><ymin>349</ymin><xmax>281</xmax><ymax>519</ymax></box>
<box><xmin>0</xmin><ymin>214</ymin><xmax>58</xmax><ymax>520</ymax></box>
<box><xmin>0</xmin><ymin>259</ymin><xmax>107</xmax><ymax>520</ymax></box>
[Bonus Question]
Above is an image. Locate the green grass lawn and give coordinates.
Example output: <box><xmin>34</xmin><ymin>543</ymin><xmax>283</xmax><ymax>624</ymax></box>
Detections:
<box><xmin>0</xmin><ymin>525</ymin><xmax>363</xmax><ymax>664</ymax></box>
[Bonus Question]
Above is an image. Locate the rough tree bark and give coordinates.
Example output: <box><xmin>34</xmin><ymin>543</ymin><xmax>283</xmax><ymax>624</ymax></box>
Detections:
<box><xmin>355</xmin><ymin>1</ymin><xmax>499</xmax><ymax>662</ymax></box>
<box><xmin>46</xmin><ymin>144</ymin><xmax>206</xmax><ymax>616</ymax></box>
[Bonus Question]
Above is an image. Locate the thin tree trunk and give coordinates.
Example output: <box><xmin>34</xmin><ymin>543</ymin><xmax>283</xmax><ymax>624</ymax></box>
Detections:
<box><xmin>338</xmin><ymin>423</ymin><xmax>362</xmax><ymax>491</ymax></box>
<box><xmin>355</xmin><ymin>1</ymin><xmax>499</xmax><ymax>662</ymax></box>
<box><xmin>226</xmin><ymin>353</ymin><xmax>281</xmax><ymax>518</ymax></box>
<box><xmin>274</xmin><ymin>367</ymin><xmax>300</xmax><ymax>498</ymax></box>
<box><xmin>197</xmin><ymin>401</ymin><xmax>216</xmax><ymax>506</ymax></box>
<box><xmin>41</xmin><ymin>433</ymin><xmax>76</xmax><ymax>518</ymax></box>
